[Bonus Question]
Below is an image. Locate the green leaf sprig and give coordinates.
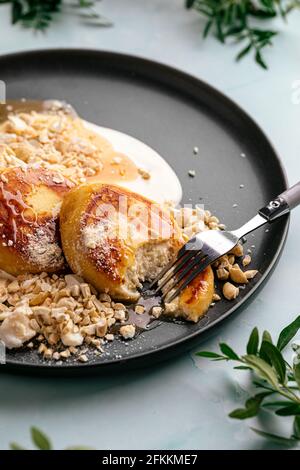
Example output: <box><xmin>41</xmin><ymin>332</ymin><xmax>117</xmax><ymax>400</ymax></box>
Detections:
<box><xmin>10</xmin><ymin>426</ymin><xmax>94</xmax><ymax>450</ymax></box>
<box><xmin>196</xmin><ymin>315</ymin><xmax>300</xmax><ymax>446</ymax></box>
<box><xmin>186</xmin><ymin>0</ymin><xmax>300</xmax><ymax>68</ymax></box>
<box><xmin>0</xmin><ymin>0</ymin><xmax>112</xmax><ymax>31</ymax></box>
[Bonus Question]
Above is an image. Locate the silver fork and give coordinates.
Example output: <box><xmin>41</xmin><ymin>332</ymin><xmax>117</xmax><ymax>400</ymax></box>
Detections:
<box><xmin>150</xmin><ymin>181</ymin><xmax>300</xmax><ymax>303</ymax></box>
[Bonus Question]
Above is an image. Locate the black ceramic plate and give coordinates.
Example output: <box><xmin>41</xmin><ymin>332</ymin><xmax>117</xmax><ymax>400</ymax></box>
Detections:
<box><xmin>0</xmin><ymin>49</ymin><xmax>288</xmax><ymax>375</ymax></box>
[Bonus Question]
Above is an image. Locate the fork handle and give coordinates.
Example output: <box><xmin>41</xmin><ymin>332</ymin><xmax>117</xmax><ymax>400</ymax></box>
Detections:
<box><xmin>259</xmin><ymin>181</ymin><xmax>300</xmax><ymax>222</ymax></box>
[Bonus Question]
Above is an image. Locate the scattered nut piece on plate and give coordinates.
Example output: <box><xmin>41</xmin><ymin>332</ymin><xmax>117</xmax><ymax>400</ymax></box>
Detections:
<box><xmin>223</xmin><ymin>282</ymin><xmax>239</xmax><ymax>300</ymax></box>
<box><xmin>152</xmin><ymin>306</ymin><xmax>163</xmax><ymax>318</ymax></box>
<box><xmin>242</xmin><ymin>254</ymin><xmax>251</xmax><ymax>267</ymax></box>
<box><xmin>229</xmin><ymin>264</ymin><xmax>248</xmax><ymax>284</ymax></box>
<box><xmin>119</xmin><ymin>324</ymin><xmax>136</xmax><ymax>340</ymax></box>
<box><xmin>245</xmin><ymin>270</ymin><xmax>258</xmax><ymax>280</ymax></box>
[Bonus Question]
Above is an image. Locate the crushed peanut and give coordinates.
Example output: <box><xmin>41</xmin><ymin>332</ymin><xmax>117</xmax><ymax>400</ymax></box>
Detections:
<box><xmin>135</xmin><ymin>305</ymin><xmax>145</xmax><ymax>315</ymax></box>
<box><xmin>216</xmin><ymin>267</ymin><xmax>229</xmax><ymax>281</ymax></box>
<box><xmin>245</xmin><ymin>270</ymin><xmax>258</xmax><ymax>280</ymax></box>
<box><xmin>119</xmin><ymin>324</ymin><xmax>136</xmax><ymax>340</ymax></box>
<box><xmin>78</xmin><ymin>354</ymin><xmax>88</xmax><ymax>363</ymax></box>
<box><xmin>229</xmin><ymin>264</ymin><xmax>248</xmax><ymax>284</ymax></box>
<box><xmin>152</xmin><ymin>306</ymin><xmax>163</xmax><ymax>318</ymax></box>
<box><xmin>223</xmin><ymin>282</ymin><xmax>239</xmax><ymax>300</ymax></box>
<box><xmin>212</xmin><ymin>293</ymin><xmax>221</xmax><ymax>302</ymax></box>
<box><xmin>230</xmin><ymin>244</ymin><xmax>244</xmax><ymax>257</ymax></box>
<box><xmin>242</xmin><ymin>254</ymin><xmax>252</xmax><ymax>267</ymax></box>
<box><xmin>138</xmin><ymin>168</ymin><xmax>151</xmax><ymax>180</ymax></box>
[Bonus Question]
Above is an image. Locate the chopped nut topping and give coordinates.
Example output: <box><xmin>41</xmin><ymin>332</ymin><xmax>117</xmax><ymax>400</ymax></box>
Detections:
<box><xmin>230</xmin><ymin>244</ymin><xmax>244</xmax><ymax>257</ymax></box>
<box><xmin>105</xmin><ymin>333</ymin><xmax>114</xmax><ymax>341</ymax></box>
<box><xmin>152</xmin><ymin>306</ymin><xmax>163</xmax><ymax>318</ymax></box>
<box><xmin>119</xmin><ymin>324</ymin><xmax>136</xmax><ymax>339</ymax></box>
<box><xmin>78</xmin><ymin>354</ymin><xmax>88</xmax><ymax>363</ymax></box>
<box><xmin>223</xmin><ymin>282</ymin><xmax>239</xmax><ymax>300</ymax></box>
<box><xmin>245</xmin><ymin>270</ymin><xmax>258</xmax><ymax>279</ymax></box>
<box><xmin>135</xmin><ymin>305</ymin><xmax>145</xmax><ymax>315</ymax></box>
<box><xmin>138</xmin><ymin>168</ymin><xmax>151</xmax><ymax>180</ymax></box>
<box><xmin>242</xmin><ymin>254</ymin><xmax>252</xmax><ymax>267</ymax></box>
<box><xmin>0</xmin><ymin>270</ymin><xmax>140</xmax><ymax>361</ymax></box>
<box><xmin>212</xmin><ymin>293</ymin><xmax>221</xmax><ymax>302</ymax></box>
<box><xmin>216</xmin><ymin>267</ymin><xmax>229</xmax><ymax>281</ymax></box>
<box><xmin>114</xmin><ymin>310</ymin><xmax>126</xmax><ymax>321</ymax></box>
<box><xmin>229</xmin><ymin>264</ymin><xmax>248</xmax><ymax>284</ymax></box>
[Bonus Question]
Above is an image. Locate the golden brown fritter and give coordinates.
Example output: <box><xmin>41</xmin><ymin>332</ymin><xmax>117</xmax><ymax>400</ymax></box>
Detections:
<box><xmin>0</xmin><ymin>166</ymin><xmax>74</xmax><ymax>275</ymax></box>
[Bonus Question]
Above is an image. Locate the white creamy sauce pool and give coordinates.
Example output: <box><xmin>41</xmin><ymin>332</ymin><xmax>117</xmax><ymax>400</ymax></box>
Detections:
<box><xmin>84</xmin><ymin>121</ymin><xmax>182</xmax><ymax>205</ymax></box>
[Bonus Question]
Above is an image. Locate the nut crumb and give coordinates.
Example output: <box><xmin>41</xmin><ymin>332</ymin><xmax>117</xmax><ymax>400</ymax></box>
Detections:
<box><xmin>152</xmin><ymin>306</ymin><xmax>163</xmax><ymax>318</ymax></box>
<box><xmin>135</xmin><ymin>305</ymin><xmax>145</xmax><ymax>315</ymax></box>
<box><xmin>223</xmin><ymin>282</ymin><xmax>239</xmax><ymax>300</ymax></box>
<box><xmin>212</xmin><ymin>293</ymin><xmax>221</xmax><ymax>302</ymax></box>
<box><xmin>242</xmin><ymin>254</ymin><xmax>251</xmax><ymax>267</ymax></box>
<box><xmin>119</xmin><ymin>324</ymin><xmax>136</xmax><ymax>339</ymax></box>
<box><xmin>229</xmin><ymin>265</ymin><xmax>248</xmax><ymax>284</ymax></box>
<box><xmin>105</xmin><ymin>333</ymin><xmax>114</xmax><ymax>341</ymax></box>
<box><xmin>245</xmin><ymin>270</ymin><xmax>258</xmax><ymax>279</ymax></box>
<box><xmin>138</xmin><ymin>168</ymin><xmax>151</xmax><ymax>180</ymax></box>
<box><xmin>78</xmin><ymin>354</ymin><xmax>88</xmax><ymax>363</ymax></box>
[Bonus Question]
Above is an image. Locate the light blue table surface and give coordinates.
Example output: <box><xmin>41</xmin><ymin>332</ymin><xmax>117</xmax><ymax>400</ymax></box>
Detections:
<box><xmin>0</xmin><ymin>0</ymin><xmax>300</xmax><ymax>451</ymax></box>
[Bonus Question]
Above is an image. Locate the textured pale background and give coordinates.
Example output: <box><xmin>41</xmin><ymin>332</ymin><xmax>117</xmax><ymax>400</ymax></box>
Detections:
<box><xmin>0</xmin><ymin>0</ymin><xmax>299</xmax><ymax>450</ymax></box>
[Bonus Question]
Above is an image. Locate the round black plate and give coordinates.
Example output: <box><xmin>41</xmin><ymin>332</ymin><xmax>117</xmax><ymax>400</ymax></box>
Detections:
<box><xmin>0</xmin><ymin>49</ymin><xmax>288</xmax><ymax>375</ymax></box>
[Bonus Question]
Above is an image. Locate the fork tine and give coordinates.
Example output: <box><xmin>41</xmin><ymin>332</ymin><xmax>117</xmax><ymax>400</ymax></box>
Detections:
<box><xmin>153</xmin><ymin>250</ymin><xmax>203</xmax><ymax>294</ymax></box>
<box><xmin>149</xmin><ymin>248</ymin><xmax>196</xmax><ymax>290</ymax></box>
<box><xmin>161</xmin><ymin>250</ymin><xmax>207</xmax><ymax>300</ymax></box>
<box><xmin>148</xmin><ymin>235</ymin><xmax>202</xmax><ymax>290</ymax></box>
<box><xmin>177</xmin><ymin>236</ymin><xmax>201</xmax><ymax>257</ymax></box>
<box><xmin>159</xmin><ymin>251</ymin><xmax>207</xmax><ymax>298</ymax></box>
<box><xmin>148</xmin><ymin>251</ymin><xmax>186</xmax><ymax>289</ymax></box>
<box><xmin>163</xmin><ymin>255</ymin><xmax>214</xmax><ymax>303</ymax></box>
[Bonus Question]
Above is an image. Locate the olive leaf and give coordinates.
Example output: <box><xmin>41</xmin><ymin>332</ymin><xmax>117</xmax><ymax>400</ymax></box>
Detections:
<box><xmin>255</xmin><ymin>49</ymin><xmax>268</xmax><ymax>70</ymax></box>
<box><xmin>9</xmin><ymin>427</ymin><xmax>93</xmax><ymax>450</ymax></box>
<box><xmin>31</xmin><ymin>427</ymin><xmax>52</xmax><ymax>450</ymax></box>
<box><xmin>251</xmin><ymin>428</ymin><xmax>299</xmax><ymax>447</ymax></box>
<box><xmin>294</xmin><ymin>363</ymin><xmax>300</xmax><ymax>389</ymax></box>
<box><xmin>262</xmin><ymin>330</ymin><xmax>273</xmax><ymax>344</ymax></box>
<box><xmin>10</xmin><ymin>442</ymin><xmax>26</xmax><ymax>450</ymax></box>
<box><xmin>275</xmin><ymin>404</ymin><xmax>300</xmax><ymax>416</ymax></box>
<box><xmin>293</xmin><ymin>416</ymin><xmax>300</xmax><ymax>439</ymax></box>
<box><xmin>242</xmin><ymin>355</ymin><xmax>279</xmax><ymax>389</ymax></box>
<box><xmin>229</xmin><ymin>392</ymin><xmax>272</xmax><ymax>420</ymax></box>
<box><xmin>195</xmin><ymin>351</ymin><xmax>225</xmax><ymax>360</ymax></box>
<box><xmin>219</xmin><ymin>343</ymin><xmax>240</xmax><ymax>360</ymax></box>
<box><xmin>234</xmin><ymin>365</ymin><xmax>251</xmax><ymax>370</ymax></box>
<box><xmin>277</xmin><ymin>316</ymin><xmax>300</xmax><ymax>351</ymax></box>
<box><xmin>236</xmin><ymin>44</ymin><xmax>252</xmax><ymax>62</ymax></box>
<box><xmin>258</xmin><ymin>341</ymin><xmax>286</xmax><ymax>384</ymax></box>
<box><xmin>186</xmin><ymin>0</ymin><xmax>196</xmax><ymax>8</ymax></box>
<box><xmin>263</xmin><ymin>400</ymin><xmax>294</xmax><ymax>409</ymax></box>
<box><xmin>259</xmin><ymin>340</ymin><xmax>272</xmax><ymax>365</ymax></box>
<box><xmin>247</xmin><ymin>327</ymin><xmax>259</xmax><ymax>355</ymax></box>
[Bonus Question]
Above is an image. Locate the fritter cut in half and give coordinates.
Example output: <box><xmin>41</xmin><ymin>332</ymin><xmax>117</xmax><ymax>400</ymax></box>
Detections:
<box><xmin>60</xmin><ymin>183</ymin><xmax>214</xmax><ymax>322</ymax></box>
